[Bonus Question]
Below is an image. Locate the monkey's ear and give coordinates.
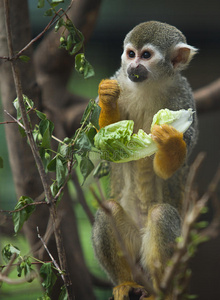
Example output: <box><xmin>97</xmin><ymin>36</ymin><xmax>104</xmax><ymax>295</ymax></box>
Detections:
<box><xmin>171</xmin><ymin>43</ymin><xmax>198</xmax><ymax>70</ymax></box>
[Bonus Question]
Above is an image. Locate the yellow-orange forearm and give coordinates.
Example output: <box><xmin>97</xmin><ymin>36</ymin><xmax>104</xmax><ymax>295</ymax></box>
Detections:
<box><xmin>152</xmin><ymin>124</ymin><xmax>186</xmax><ymax>179</ymax></box>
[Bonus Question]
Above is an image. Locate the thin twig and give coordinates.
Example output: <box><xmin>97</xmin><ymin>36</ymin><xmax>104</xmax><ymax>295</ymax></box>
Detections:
<box><xmin>4</xmin><ymin>109</ymin><xmax>25</xmax><ymax>129</ymax></box>
<box><xmin>160</xmin><ymin>163</ymin><xmax>220</xmax><ymax>295</ymax></box>
<box><xmin>0</xmin><ymin>201</ymin><xmax>47</xmax><ymax>214</ymax></box>
<box><xmin>37</xmin><ymin>227</ymin><xmax>65</xmax><ymax>281</ymax></box>
<box><xmin>0</xmin><ymin>0</ymin><xmax>75</xmax><ymax>62</ymax></box>
<box><xmin>0</xmin><ymin>271</ymin><xmax>37</xmax><ymax>285</ymax></box>
<box><xmin>2</xmin><ymin>253</ymin><xmax>17</xmax><ymax>277</ymax></box>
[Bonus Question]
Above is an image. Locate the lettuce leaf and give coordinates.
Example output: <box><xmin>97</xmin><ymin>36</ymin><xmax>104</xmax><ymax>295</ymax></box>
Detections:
<box><xmin>94</xmin><ymin>108</ymin><xmax>193</xmax><ymax>163</ymax></box>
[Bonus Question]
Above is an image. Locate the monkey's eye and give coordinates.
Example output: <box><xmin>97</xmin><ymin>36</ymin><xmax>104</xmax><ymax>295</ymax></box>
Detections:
<box><xmin>141</xmin><ymin>51</ymin><xmax>151</xmax><ymax>59</ymax></box>
<box><xmin>128</xmin><ymin>50</ymin><xmax>135</xmax><ymax>58</ymax></box>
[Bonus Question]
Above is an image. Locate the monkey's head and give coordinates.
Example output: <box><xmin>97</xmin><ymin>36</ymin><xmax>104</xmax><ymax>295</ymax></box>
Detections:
<box><xmin>121</xmin><ymin>21</ymin><xmax>197</xmax><ymax>84</ymax></box>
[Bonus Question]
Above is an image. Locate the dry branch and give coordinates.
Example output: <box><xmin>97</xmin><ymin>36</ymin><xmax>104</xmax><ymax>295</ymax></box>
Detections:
<box><xmin>194</xmin><ymin>78</ymin><xmax>220</xmax><ymax>113</ymax></box>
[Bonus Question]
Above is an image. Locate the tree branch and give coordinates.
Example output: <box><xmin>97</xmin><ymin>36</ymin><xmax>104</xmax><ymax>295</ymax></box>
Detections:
<box><xmin>3</xmin><ymin>0</ymin><xmax>72</xmax><ymax>298</ymax></box>
<box><xmin>194</xmin><ymin>78</ymin><xmax>220</xmax><ymax>113</ymax></box>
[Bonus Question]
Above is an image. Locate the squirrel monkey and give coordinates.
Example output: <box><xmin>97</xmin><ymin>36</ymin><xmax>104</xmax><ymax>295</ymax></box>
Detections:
<box><xmin>92</xmin><ymin>21</ymin><xmax>198</xmax><ymax>300</ymax></box>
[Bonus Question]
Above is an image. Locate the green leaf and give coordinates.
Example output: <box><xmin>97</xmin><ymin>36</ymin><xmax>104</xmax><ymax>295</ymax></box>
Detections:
<box><xmin>83</xmin><ymin>60</ymin><xmax>95</xmax><ymax>79</ymax></box>
<box><xmin>39</xmin><ymin>119</ymin><xmax>54</xmax><ymax>149</ymax></box>
<box><xmin>38</xmin><ymin>0</ymin><xmax>45</xmax><ymax>8</ymax></box>
<box><xmin>194</xmin><ymin>221</ymin><xmax>209</xmax><ymax>229</ymax></box>
<box><xmin>36</xmin><ymin>110</ymin><xmax>47</xmax><ymax>120</ymax></box>
<box><xmin>93</xmin><ymin>161</ymin><xmax>110</xmax><ymax>179</ymax></box>
<box><xmin>12</xmin><ymin>196</ymin><xmax>36</xmax><ymax>234</ymax></box>
<box><xmin>40</xmin><ymin>263</ymin><xmax>57</xmax><ymax>294</ymax></box>
<box><xmin>17</xmin><ymin>257</ymin><xmax>34</xmax><ymax>282</ymax></box>
<box><xmin>74</xmin><ymin>132</ymin><xmax>92</xmax><ymax>155</ymax></box>
<box><xmin>39</xmin><ymin>148</ymin><xmax>52</xmax><ymax>171</ymax></box>
<box><xmin>56</xmin><ymin>157</ymin><xmax>68</xmax><ymax>187</ymax></box>
<box><xmin>47</xmin><ymin>155</ymin><xmax>57</xmax><ymax>172</ymax></box>
<box><xmin>75</xmin><ymin>53</ymin><xmax>95</xmax><ymax>79</ymax></box>
<box><xmin>66</xmin><ymin>34</ymin><xmax>74</xmax><ymax>51</ymax></box>
<box><xmin>2</xmin><ymin>244</ymin><xmax>20</xmax><ymax>263</ymax></box>
<box><xmin>90</xmin><ymin>103</ymin><xmax>101</xmax><ymax>129</ymax></box>
<box><xmin>19</xmin><ymin>55</ymin><xmax>30</xmax><ymax>62</ymax></box>
<box><xmin>59</xmin><ymin>285</ymin><xmax>68</xmax><ymax>300</ymax></box>
<box><xmin>37</xmin><ymin>294</ymin><xmax>51</xmax><ymax>300</ymax></box>
<box><xmin>23</xmin><ymin>95</ymin><xmax>34</xmax><ymax>110</ymax></box>
<box><xmin>44</xmin><ymin>8</ymin><xmax>53</xmax><ymax>16</ymax></box>
<box><xmin>80</xmin><ymin>99</ymin><xmax>94</xmax><ymax>125</ymax></box>
<box><xmin>55</xmin><ymin>18</ymin><xmax>65</xmax><ymax>32</ymax></box>
<box><xmin>13</xmin><ymin>95</ymin><xmax>34</xmax><ymax>120</ymax></box>
<box><xmin>51</xmin><ymin>0</ymin><xmax>64</xmax><ymax>4</ymax></box>
<box><xmin>70</xmin><ymin>40</ymin><xmax>83</xmax><ymax>55</ymax></box>
<box><xmin>0</xmin><ymin>157</ymin><xmax>3</xmax><ymax>168</ymax></box>
<box><xmin>86</xmin><ymin>127</ymin><xmax>97</xmax><ymax>146</ymax></box>
<box><xmin>80</xmin><ymin>156</ymin><xmax>94</xmax><ymax>184</ymax></box>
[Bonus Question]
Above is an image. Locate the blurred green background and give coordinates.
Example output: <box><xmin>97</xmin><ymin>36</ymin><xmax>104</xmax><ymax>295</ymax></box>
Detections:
<box><xmin>1</xmin><ymin>0</ymin><xmax>220</xmax><ymax>299</ymax></box>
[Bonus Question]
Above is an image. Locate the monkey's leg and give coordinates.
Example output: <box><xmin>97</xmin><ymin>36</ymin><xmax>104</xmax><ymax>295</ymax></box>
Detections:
<box><xmin>92</xmin><ymin>200</ymin><xmax>151</xmax><ymax>300</ymax></box>
<box><xmin>151</xmin><ymin>124</ymin><xmax>186</xmax><ymax>179</ymax></box>
<box><xmin>98</xmin><ymin>79</ymin><xmax>121</xmax><ymax>129</ymax></box>
<box><xmin>141</xmin><ymin>203</ymin><xmax>181</xmax><ymax>297</ymax></box>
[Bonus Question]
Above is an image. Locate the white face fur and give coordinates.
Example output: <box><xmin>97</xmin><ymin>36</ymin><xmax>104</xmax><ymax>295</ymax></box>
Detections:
<box><xmin>121</xmin><ymin>42</ymin><xmax>197</xmax><ymax>85</ymax></box>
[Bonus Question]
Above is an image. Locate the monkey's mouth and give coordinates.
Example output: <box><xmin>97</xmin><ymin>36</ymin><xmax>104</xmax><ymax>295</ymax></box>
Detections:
<box><xmin>127</xmin><ymin>65</ymin><xmax>148</xmax><ymax>82</ymax></box>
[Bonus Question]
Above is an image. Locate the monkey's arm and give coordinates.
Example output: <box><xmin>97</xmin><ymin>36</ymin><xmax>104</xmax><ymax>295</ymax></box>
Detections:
<box><xmin>152</xmin><ymin>124</ymin><xmax>186</xmax><ymax>180</ymax></box>
<box><xmin>98</xmin><ymin>79</ymin><xmax>121</xmax><ymax>129</ymax></box>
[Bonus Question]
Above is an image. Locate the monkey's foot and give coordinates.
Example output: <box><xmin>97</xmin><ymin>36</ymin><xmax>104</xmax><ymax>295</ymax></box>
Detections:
<box><xmin>151</xmin><ymin>124</ymin><xmax>186</xmax><ymax>179</ymax></box>
<box><xmin>111</xmin><ymin>281</ymin><xmax>152</xmax><ymax>300</ymax></box>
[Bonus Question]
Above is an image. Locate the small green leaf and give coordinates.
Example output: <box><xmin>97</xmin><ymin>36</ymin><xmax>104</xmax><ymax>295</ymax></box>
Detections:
<box><xmin>90</xmin><ymin>103</ymin><xmax>101</xmax><ymax>129</ymax></box>
<box><xmin>0</xmin><ymin>157</ymin><xmax>3</xmax><ymax>168</ymax></box>
<box><xmin>55</xmin><ymin>18</ymin><xmax>65</xmax><ymax>32</ymax></box>
<box><xmin>74</xmin><ymin>132</ymin><xmax>92</xmax><ymax>155</ymax></box>
<box><xmin>194</xmin><ymin>221</ymin><xmax>209</xmax><ymax>229</ymax></box>
<box><xmin>39</xmin><ymin>119</ymin><xmax>54</xmax><ymax>149</ymax></box>
<box><xmin>86</xmin><ymin>127</ymin><xmax>97</xmax><ymax>146</ymax></box>
<box><xmin>59</xmin><ymin>285</ymin><xmax>68</xmax><ymax>300</ymax></box>
<box><xmin>18</xmin><ymin>123</ymin><xmax>26</xmax><ymax>137</ymax></box>
<box><xmin>66</xmin><ymin>34</ymin><xmax>73</xmax><ymax>51</ymax></box>
<box><xmin>80</xmin><ymin>156</ymin><xmax>94</xmax><ymax>184</ymax></box>
<box><xmin>37</xmin><ymin>294</ymin><xmax>51</xmax><ymax>300</ymax></box>
<box><xmin>186</xmin><ymin>294</ymin><xmax>198</xmax><ymax>299</ymax></box>
<box><xmin>19</xmin><ymin>55</ymin><xmax>30</xmax><ymax>62</ymax></box>
<box><xmin>38</xmin><ymin>0</ymin><xmax>45</xmax><ymax>8</ymax></box>
<box><xmin>93</xmin><ymin>161</ymin><xmax>110</xmax><ymax>179</ymax></box>
<box><xmin>70</xmin><ymin>40</ymin><xmax>83</xmax><ymax>55</ymax></box>
<box><xmin>83</xmin><ymin>61</ymin><xmax>95</xmax><ymax>79</ymax></box>
<box><xmin>51</xmin><ymin>0</ymin><xmax>64</xmax><ymax>4</ymax></box>
<box><xmin>12</xmin><ymin>196</ymin><xmax>36</xmax><ymax>234</ymax></box>
<box><xmin>40</xmin><ymin>263</ymin><xmax>57</xmax><ymax>294</ymax></box>
<box><xmin>17</xmin><ymin>257</ymin><xmax>34</xmax><ymax>282</ymax></box>
<box><xmin>75</xmin><ymin>53</ymin><xmax>95</xmax><ymax>79</ymax></box>
<box><xmin>47</xmin><ymin>155</ymin><xmax>57</xmax><ymax>172</ymax></box>
<box><xmin>2</xmin><ymin>244</ymin><xmax>20</xmax><ymax>263</ymax></box>
<box><xmin>44</xmin><ymin>8</ymin><xmax>53</xmax><ymax>16</ymax></box>
<box><xmin>56</xmin><ymin>157</ymin><xmax>68</xmax><ymax>187</ymax></box>
<box><xmin>36</xmin><ymin>110</ymin><xmax>47</xmax><ymax>120</ymax></box>
<box><xmin>80</xmin><ymin>99</ymin><xmax>94</xmax><ymax>125</ymax></box>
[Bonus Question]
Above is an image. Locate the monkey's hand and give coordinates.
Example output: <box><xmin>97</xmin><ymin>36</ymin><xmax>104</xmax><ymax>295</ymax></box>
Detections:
<box><xmin>112</xmin><ymin>281</ymin><xmax>153</xmax><ymax>300</ymax></box>
<box><xmin>151</xmin><ymin>124</ymin><xmax>186</xmax><ymax>180</ymax></box>
<box><xmin>98</xmin><ymin>79</ymin><xmax>121</xmax><ymax>129</ymax></box>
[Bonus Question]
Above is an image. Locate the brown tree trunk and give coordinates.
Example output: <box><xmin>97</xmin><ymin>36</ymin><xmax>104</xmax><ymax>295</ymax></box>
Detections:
<box><xmin>0</xmin><ymin>0</ymin><xmax>101</xmax><ymax>299</ymax></box>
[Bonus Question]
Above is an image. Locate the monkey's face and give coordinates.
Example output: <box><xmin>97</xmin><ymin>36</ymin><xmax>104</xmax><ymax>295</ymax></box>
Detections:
<box><xmin>121</xmin><ymin>43</ymin><xmax>166</xmax><ymax>83</ymax></box>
